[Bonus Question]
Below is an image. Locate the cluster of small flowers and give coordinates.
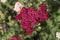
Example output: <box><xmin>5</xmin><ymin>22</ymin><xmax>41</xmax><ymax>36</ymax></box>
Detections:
<box><xmin>38</xmin><ymin>3</ymin><xmax>48</xmax><ymax>22</ymax></box>
<box><xmin>15</xmin><ymin>3</ymin><xmax>49</xmax><ymax>35</ymax></box>
<box><xmin>10</xmin><ymin>35</ymin><xmax>21</xmax><ymax>40</ymax></box>
<box><xmin>15</xmin><ymin>7</ymin><xmax>38</xmax><ymax>35</ymax></box>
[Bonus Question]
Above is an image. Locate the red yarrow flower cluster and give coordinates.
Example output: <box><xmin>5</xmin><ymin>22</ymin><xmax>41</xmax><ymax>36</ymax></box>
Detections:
<box><xmin>38</xmin><ymin>3</ymin><xmax>49</xmax><ymax>22</ymax></box>
<box><xmin>15</xmin><ymin>7</ymin><xmax>38</xmax><ymax>35</ymax></box>
<box><xmin>15</xmin><ymin>3</ymin><xmax>49</xmax><ymax>35</ymax></box>
<box><xmin>10</xmin><ymin>35</ymin><xmax>21</xmax><ymax>40</ymax></box>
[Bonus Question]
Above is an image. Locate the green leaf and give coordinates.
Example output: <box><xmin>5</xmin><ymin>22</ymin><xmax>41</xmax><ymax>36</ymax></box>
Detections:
<box><xmin>40</xmin><ymin>32</ymin><xmax>49</xmax><ymax>40</ymax></box>
<box><xmin>0</xmin><ymin>11</ymin><xmax>5</xmax><ymax>19</ymax></box>
<box><xmin>57</xmin><ymin>8</ymin><xmax>60</xmax><ymax>14</ymax></box>
<box><xmin>56</xmin><ymin>15</ymin><xmax>60</xmax><ymax>22</ymax></box>
<box><xmin>47</xmin><ymin>19</ymin><xmax>53</xmax><ymax>27</ymax></box>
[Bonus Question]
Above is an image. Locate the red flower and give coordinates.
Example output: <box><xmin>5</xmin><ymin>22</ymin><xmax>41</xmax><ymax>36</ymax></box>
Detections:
<box><xmin>39</xmin><ymin>3</ymin><xmax>47</xmax><ymax>11</ymax></box>
<box><xmin>15</xmin><ymin>7</ymin><xmax>27</xmax><ymax>21</ymax></box>
<box><xmin>38</xmin><ymin>11</ymin><xmax>48</xmax><ymax>22</ymax></box>
<box><xmin>15</xmin><ymin>7</ymin><xmax>38</xmax><ymax>27</ymax></box>
<box><xmin>15</xmin><ymin>3</ymin><xmax>49</xmax><ymax>35</ymax></box>
<box><xmin>27</xmin><ymin>7</ymin><xmax>39</xmax><ymax>26</ymax></box>
<box><xmin>28</xmin><ymin>7</ymin><xmax>39</xmax><ymax>19</ymax></box>
<box><xmin>20</xmin><ymin>21</ymin><xmax>31</xmax><ymax>29</ymax></box>
<box><xmin>25</xmin><ymin>27</ymin><xmax>33</xmax><ymax>35</ymax></box>
<box><xmin>15</xmin><ymin>7</ymin><xmax>39</xmax><ymax>35</ymax></box>
<box><xmin>15</xmin><ymin>14</ymin><xmax>20</xmax><ymax>21</ymax></box>
<box><xmin>38</xmin><ymin>3</ymin><xmax>48</xmax><ymax>22</ymax></box>
<box><xmin>10</xmin><ymin>35</ymin><xmax>21</xmax><ymax>40</ymax></box>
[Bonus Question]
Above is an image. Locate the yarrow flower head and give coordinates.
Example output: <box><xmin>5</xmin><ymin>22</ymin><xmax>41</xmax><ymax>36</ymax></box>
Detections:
<box><xmin>15</xmin><ymin>7</ymin><xmax>27</xmax><ymax>21</ymax></box>
<box><xmin>10</xmin><ymin>35</ymin><xmax>21</xmax><ymax>40</ymax></box>
<box><xmin>27</xmin><ymin>7</ymin><xmax>39</xmax><ymax>26</ymax></box>
<box><xmin>39</xmin><ymin>3</ymin><xmax>47</xmax><ymax>11</ymax></box>
<box><xmin>38</xmin><ymin>11</ymin><xmax>48</xmax><ymax>22</ymax></box>
<box><xmin>15</xmin><ymin>3</ymin><xmax>49</xmax><ymax>35</ymax></box>
<box><xmin>20</xmin><ymin>21</ymin><xmax>31</xmax><ymax>29</ymax></box>
<box><xmin>25</xmin><ymin>27</ymin><xmax>33</xmax><ymax>35</ymax></box>
<box><xmin>15</xmin><ymin>7</ymin><xmax>38</xmax><ymax>35</ymax></box>
<box><xmin>38</xmin><ymin>3</ymin><xmax>48</xmax><ymax>22</ymax></box>
<box><xmin>28</xmin><ymin>7</ymin><xmax>39</xmax><ymax>19</ymax></box>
